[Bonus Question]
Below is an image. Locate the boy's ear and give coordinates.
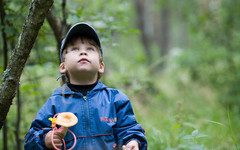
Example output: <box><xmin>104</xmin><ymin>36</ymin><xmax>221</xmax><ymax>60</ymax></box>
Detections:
<box><xmin>98</xmin><ymin>62</ymin><xmax>104</xmax><ymax>74</ymax></box>
<box><xmin>59</xmin><ymin>63</ymin><xmax>67</xmax><ymax>74</ymax></box>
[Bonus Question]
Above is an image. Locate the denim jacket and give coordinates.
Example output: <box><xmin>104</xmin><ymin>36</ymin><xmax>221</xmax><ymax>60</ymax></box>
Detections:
<box><xmin>24</xmin><ymin>81</ymin><xmax>147</xmax><ymax>150</ymax></box>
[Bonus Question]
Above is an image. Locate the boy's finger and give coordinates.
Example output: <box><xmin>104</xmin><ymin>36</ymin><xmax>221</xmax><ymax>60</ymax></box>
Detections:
<box><xmin>122</xmin><ymin>145</ymin><xmax>129</xmax><ymax>150</ymax></box>
<box><xmin>54</xmin><ymin>131</ymin><xmax>64</xmax><ymax>139</ymax></box>
<box><xmin>53</xmin><ymin>138</ymin><xmax>62</xmax><ymax>143</ymax></box>
<box><xmin>53</xmin><ymin>134</ymin><xmax>62</xmax><ymax>139</ymax></box>
<box><xmin>54</xmin><ymin>142</ymin><xmax>63</xmax><ymax>148</ymax></box>
<box><xmin>51</xmin><ymin>132</ymin><xmax>63</xmax><ymax>148</ymax></box>
<box><xmin>52</xmin><ymin>139</ymin><xmax>63</xmax><ymax>148</ymax></box>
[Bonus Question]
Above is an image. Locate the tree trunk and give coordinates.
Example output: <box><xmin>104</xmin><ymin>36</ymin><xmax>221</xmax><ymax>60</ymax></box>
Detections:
<box><xmin>153</xmin><ymin>1</ymin><xmax>170</xmax><ymax>69</ymax></box>
<box><xmin>0</xmin><ymin>0</ymin><xmax>54</xmax><ymax>130</ymax></box>
<box><xmin>159</xmin><ymin>6</ymin><xmax>170</xmax><ymax>58</ymax></box>
<box><xmin>134</xmin><ymin>0</ymin><xmax>152</xmax><ymax>62</ymax></box>
<box><xmin>1</xmin><ymin>0</ymin><xmax>9</xmax><ymax>148</ymax></box>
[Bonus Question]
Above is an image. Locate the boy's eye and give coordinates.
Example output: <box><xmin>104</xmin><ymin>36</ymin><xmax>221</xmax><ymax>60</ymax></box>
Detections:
<box><xmin>71</xmin><ymin>47</ymin><xmax>79</xmax><ymax>51</ymax></box>
<box><xmin>87</xmin><ymin>47</ymin><xmax>94</xmax><ymax>51</ymax></box>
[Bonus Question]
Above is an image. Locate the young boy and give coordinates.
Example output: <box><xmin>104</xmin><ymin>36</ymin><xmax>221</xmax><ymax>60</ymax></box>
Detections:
<box><xmin>24</xmin><ymin>22</ymin><xmax>147</xmax><ymax>150</ymax></box>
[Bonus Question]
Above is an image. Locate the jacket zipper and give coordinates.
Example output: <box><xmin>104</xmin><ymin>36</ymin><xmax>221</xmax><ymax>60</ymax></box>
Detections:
<box><xmin>84</xmin><ymin>95</ymin><xmax>92</xmax><ymax>149</ymax></box>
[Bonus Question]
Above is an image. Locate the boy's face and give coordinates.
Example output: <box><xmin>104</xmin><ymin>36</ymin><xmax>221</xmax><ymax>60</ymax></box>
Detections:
<box><xmin>59</xmin><ymin>37</ymin><xmax>104</xmax><ymax>84</ymax></box>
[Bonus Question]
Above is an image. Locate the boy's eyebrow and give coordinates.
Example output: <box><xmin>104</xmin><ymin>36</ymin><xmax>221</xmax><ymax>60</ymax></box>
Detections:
<box><xmin>88</xmin><ymin>43</ymin><xmax>95</xmax><ymax>46</ymax></box>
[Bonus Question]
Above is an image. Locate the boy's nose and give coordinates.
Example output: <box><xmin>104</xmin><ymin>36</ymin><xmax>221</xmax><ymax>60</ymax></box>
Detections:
<box><xmin>79</xmin><ymin>49</ymin><xmax>87</xmax><ymax>55</ymax></box>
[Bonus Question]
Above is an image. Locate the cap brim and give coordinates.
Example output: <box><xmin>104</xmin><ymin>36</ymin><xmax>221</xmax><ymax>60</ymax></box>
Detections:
<box><xmin>60</xmin><ymin>23</ymin><xmax>102</xmax><ymax>62</ymax></box>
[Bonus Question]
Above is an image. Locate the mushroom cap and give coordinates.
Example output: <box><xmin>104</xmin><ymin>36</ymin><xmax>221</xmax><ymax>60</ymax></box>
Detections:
<box><xmin>55</xmin><ymin>112</ymin><xmax>78</xmax><ymax>128</ymax></box>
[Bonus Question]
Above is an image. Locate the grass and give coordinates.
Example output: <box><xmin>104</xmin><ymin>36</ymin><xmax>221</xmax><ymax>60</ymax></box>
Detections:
<box><xmin>1</xmin><ymin>34</ymin><xmax>240</xmax><ymax>150</ymax></box>
<box><xmin>130</xmin><ymin>70</ymin><xmax>239</xmax><ymax>150</ymax></box>
<box><xmin>103</xmin><ymin>34</ymin><xmax>240</xmax><ymax>149</ymax></box>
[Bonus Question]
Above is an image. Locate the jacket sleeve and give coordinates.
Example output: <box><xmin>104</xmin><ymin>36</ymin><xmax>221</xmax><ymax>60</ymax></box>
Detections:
<box><xmin>24</xmin><ymin>99</ymin><xmax>54</xmax><ymax>150</ymax></box>
<box><xmin>113</xmin><ymin>93</ymin><xmax>148</xmax><ymax>149</ymax></box>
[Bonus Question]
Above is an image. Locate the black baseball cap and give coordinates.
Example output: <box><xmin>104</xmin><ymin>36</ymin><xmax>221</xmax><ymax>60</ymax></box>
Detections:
<box><xmin>60</xmin><ymin>22</ymin><xmax>102</xmax><ymax>62</ymax></box>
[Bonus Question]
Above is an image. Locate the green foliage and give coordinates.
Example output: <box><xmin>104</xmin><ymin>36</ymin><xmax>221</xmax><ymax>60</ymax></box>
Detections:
<box><xmin>175</xmin><ymin>32</ymin><xmax>240</xmax><ymax>111</ymax></box>
<box><xmin>1</xmin><ymin>0</ymin><xmax>240</xmax><ymax>149</ymax></box>
<box><xmin>169</xmin><ymin>0</ymin><xmax>240</xmax><ymax>112</ymax></box>
<box><xmin>101</xmin><ymin>31</ymin><xmax>239</xmax><ymax>149</ymax></box>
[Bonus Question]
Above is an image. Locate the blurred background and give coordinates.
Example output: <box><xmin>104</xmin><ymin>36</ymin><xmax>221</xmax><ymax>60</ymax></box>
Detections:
<box><xmin>0</xmin><ymin>0</ymin><xmax>240</xmax><ymax>149</ymax></box>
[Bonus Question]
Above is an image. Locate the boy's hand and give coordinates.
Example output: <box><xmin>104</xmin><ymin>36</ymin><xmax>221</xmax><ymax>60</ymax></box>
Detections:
<box><xmin>45</xmin><ymin>130</ymin><xmax>64</xmax><ymax>149</ymax></box>
<box><xmin>122</xmin><ymin>140</ymin><xmax>139</xmax><ymax>150</ymax></box>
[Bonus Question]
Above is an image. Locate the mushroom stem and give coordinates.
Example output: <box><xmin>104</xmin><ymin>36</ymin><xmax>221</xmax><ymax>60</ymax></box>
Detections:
<box><xmin>57</xmin><ymin>126</ymin><xmax>68</xmax><ymax>136</ymax></box>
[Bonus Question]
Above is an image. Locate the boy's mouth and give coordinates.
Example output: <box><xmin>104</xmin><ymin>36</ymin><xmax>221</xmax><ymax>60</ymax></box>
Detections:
<box><xmin>78</xmin><ymin>58</ymin><xmax>90</xmax><ymax>63</ymax></box>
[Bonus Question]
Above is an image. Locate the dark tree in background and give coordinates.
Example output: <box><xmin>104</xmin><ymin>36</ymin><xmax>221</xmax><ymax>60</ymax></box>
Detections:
<box><xmin>134</xmin><ymin>0</ymin><xmax>170</xmax><ymax>68</ymax></box>
<box><xmin>156</xmin><ymin>1</ymin><xmax>170</xmax><ymax>68</ymax></box>
<box><xmin>134</xmin><ymin>0</ymin><xmax>152</xmax><ymax>63</ymax></box>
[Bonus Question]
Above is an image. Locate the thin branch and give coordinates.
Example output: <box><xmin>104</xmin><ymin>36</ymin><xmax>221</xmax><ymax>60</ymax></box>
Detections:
<box><xmin>62</xmin><ymin>0</ymin><xmax>67</xmax><ymax>25</ymax></box>
<box><xmin>14</xmin><ymin>84</ymin><xmax>21</xmax><ymax>150</ymax></box>
<box><xmin>46</xmin><ymin>4</ymin><xmax>70</xmax><ymax>60</ymax></box>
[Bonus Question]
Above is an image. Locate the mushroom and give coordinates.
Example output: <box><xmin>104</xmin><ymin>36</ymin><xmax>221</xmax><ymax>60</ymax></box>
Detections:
<box><xmin>55</xmin><ymin>112</ymin><xmax>78</xmax><ymax>128</ymax></box>
<box><xmin>50</xmin><ymin>112</ymin><xmax>78</xmax><ymax>149</ymax></box>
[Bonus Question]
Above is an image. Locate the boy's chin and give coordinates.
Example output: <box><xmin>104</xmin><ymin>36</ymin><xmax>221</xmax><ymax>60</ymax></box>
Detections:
<box><xmin>72</xmin><ymin>70</ymin><xmax>98</xmax><ymax>79</ymax></box>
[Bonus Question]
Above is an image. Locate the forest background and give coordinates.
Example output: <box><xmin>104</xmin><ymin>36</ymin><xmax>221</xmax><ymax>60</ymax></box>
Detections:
<box><xmin>0</xmin><ymin>0</ymin><xmax>240</xmax><ymax>149</ymax></box>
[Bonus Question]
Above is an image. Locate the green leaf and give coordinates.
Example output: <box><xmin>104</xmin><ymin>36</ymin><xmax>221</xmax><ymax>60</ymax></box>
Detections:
<box><xmin>183</xmin><ymin>135</ymin><xmax>194</xmax><ymax>140</ymax></box>
<box><xmin>192</xmin><ymin>129</ymin><xmax>198</xmax><ymax>136</ymax></box>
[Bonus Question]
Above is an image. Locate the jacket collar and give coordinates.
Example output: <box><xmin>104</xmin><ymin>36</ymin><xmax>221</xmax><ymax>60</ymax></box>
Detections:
<box><xmin>52</xmin><ymin>81</ymin><xmax>107</xmax><ymax>96</ymax></box>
